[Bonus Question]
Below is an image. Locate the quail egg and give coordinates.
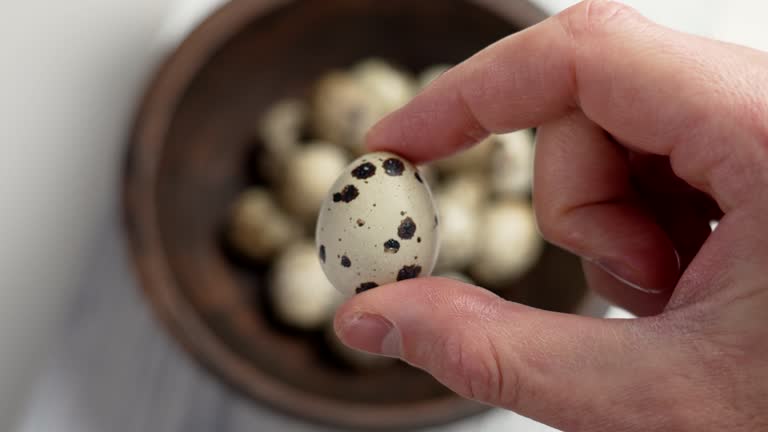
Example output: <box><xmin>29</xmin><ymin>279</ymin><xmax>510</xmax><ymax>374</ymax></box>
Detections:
<box><xmin>351</xmin><ymin>58</ymin><xmax>415</xmax><ymax>112</ymax></box>
<box><xmin>436</xmin><ymin>271</ymin><xmax>476</xmax><ymax>285</ymax></box>
<box><xmin>438</xmin><ymin>171</ymin><xmax>489</xmax><ymax>210</ymax></box>
<box><xmin>491</xmin><ymin>129</ymin><xmax>535</xmax><ymax>198</ymax></box>
<box><xmin>470</xmin><ymin>200</ymin><xmax>544</xmax><ymax>286</ymax></box>
<box><xmin>279</xmin><ymin>141</ymin><xmax>349</xmax><ymax>221</ymax></box>
<box><xmin>433</xmin><ymin>134</ymin><xmax>497</xmax><ymax>174</ymax></box>
<box><xmin>270</xmin><ymin>242</ymin><xmax>344</xmax><ymax>330</ymax></box>
<box><xmin>311</xmin><ymin>71</ymin><xmax>387</xmax><ymax>154</ymax></box>
<box><xmin>257</xmin><ymin>98</ymin><xmax>307</xmax><ymax>162</ymax></box>
<box><xmin>434</xmin><ymin>190</ymin><xmax>479</xmax><ymax>271</ymax></box>
<box><xmin>315</xmin><ymin>152</ymin><xmax>439</xmax><ymax>296</ymax></box>
<box><xmin>227</xmin><ymin>187</ymin><xmax>299</xmax><ymax>260</ymax></box>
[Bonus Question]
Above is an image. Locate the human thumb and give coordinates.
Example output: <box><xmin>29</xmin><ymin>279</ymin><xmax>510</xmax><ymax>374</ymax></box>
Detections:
<box><xmin>334</xmin><ymin>277</ymin><xmax>698</xmax><ymax>431</ymax></box>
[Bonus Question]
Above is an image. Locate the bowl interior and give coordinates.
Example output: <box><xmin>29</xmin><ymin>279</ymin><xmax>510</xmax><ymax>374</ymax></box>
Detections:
<box><xmin>126</xmin><ymin>0</ymin><xmax>587</xmax><ymax>429</ymax></box>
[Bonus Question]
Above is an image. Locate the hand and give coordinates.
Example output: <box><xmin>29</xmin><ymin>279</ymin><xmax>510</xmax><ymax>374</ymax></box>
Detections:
<box><xmin>334</xmin><ymin>1</ymin><xmax>768</xmax><ymax>430</ymax></box>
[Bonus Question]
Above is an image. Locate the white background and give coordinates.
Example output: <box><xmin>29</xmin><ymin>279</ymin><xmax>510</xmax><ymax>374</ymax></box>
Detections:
<box><xmin>1</xmin><ymin>1</ymin><xmax>766</xmax><ymax>431</ymax></box>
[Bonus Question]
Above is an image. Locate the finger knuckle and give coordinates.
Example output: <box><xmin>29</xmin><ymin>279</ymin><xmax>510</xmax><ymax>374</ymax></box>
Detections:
<box><xmin>558</xmin><ymin>0</ymin><xmax>637</xmax><ymax>42</ymax></box>
<box><xmin>534</xmin><ymin>206</ymin><xmax>588</xmax><ymax>254</ymax></box>
<box><xmin>436</xmin><ymin>332</ymin><xmax>512</xmax><ymax>405</ymax></box>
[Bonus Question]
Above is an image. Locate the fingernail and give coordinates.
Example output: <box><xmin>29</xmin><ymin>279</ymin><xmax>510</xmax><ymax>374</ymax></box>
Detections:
<box><xmin>336</xmin><ymin>312</ymin><xmax>401</xmax><ymax>357</ymax></box>
<box><xmin>595</xmin><ymin>258</ymin><xmax>663</xmax><ymax>294</ymax></box>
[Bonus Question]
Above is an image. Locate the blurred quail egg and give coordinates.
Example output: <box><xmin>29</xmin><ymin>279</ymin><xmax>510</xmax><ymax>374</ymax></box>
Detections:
<box><xmin>434</xmin><ymin>190</ymin><xmax>479</xmax><ymax>271</ymax></box>
<box><xmin>433</xmin><ymin>134</ymin><xmax>497</xmax><ymax>174</ymax></box>
<box><xmin>439</xmin><ymin>171</ymin><xmax>489</xmax><ymax>210</ymax></box>
<box><xmin>311</xmin><ymin>71</ymin><xmax>387</xmax><ymax>154</ymax></box>
<box><xmin>470</xmin><ymin>200</ymin><xmax>544</xmax><ymax>287</ymax></box>
<box><xmin>324</xmin><ymin>321</ymin><xmax>395</xmax><ymax>370</ymax></box>
<box><xmin>436</xmin><ymin>271</ymin><xmax>475</xmax><ymax>285</ymax></box>
<box><xmin>227</xmin><ymin>187</ymin><xmax>299</xmax><ymax>260</ymax></box>
<box><xmin>315</xmin><ymin>152</ymin><xmax>439</xmax><ymax>296</ymax></box>
<box><xmin>279</xmin><ymin>141</ymin><xmax>349</xmax><ymax>221</ymax></box>
<box><xmin>270</xmin><ymin>242</ymin><xmax>343</xmax><ymax>330</ymax></box>
<box><xmin>352</xmin><ymin>58</ymin><xmax>415</xmax><ymax>112</ymax></box>
<box><xmin>258</xmin><ymin>98</ymin><xmax>307</xmax><ymax>162</ymax></box>
<box><xmin>491</xmin><ymin>129</ymin><xmax>535</xmax><ymax>198</ymax></box>
<box><xmin>417</xmin><ymin>64</ymin><xmax>452</xmax><ymax>89</ymax></box>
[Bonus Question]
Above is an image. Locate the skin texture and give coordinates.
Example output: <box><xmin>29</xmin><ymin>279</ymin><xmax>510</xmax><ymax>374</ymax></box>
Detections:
<box><xmin>333</xmin><ymin>1</ymin><xmax>768</xmax><ymax>431</ymax></box>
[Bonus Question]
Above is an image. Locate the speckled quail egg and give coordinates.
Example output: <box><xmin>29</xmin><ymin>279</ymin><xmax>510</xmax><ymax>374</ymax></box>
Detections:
<box><xmin>491</xmin><ymin>129</ymin><xmax>535</xmax><ymax>198</ymax></box>
<box><xmin>417</xmin><ymin>64</ymin><xmax>452</xmax><ymax>89</ymax></box>
<box><xmin>315</xmin><ymin>152</ymin><xmax>439</xmax><ymax>296</ymax></box>
<box><xmin>227</xmin><ymin>187</ymin><xmax>300</xmax><ymax>260</ymax></box>
<box><xmin>351</xmin><ymin>58</ymin><xmax>415</xmax><ymax>112</ymax></box>
<box><xmin>438</xmin><ymin>171</ymin><xmax>489</xmax><ymax>210</ymax></box>
<box><xmin>257</xmin><ymin>98</ymin><xmax>307</xmax><ymax>162</ymax></box>
<box><xmin>270</xmin><ymin>242</ymin><xmax>344</xmax><ymax>330</ymax></box>
<box><xmin>434</xmin><ymin>190</ymin><xmax>479</xmax><ymax>271</ymax></box>
<box><xmin>433</xmin><ymin>134</ymin><xmax>497</xmax><ymax>174</ymax></box>
<box><xmin>311</xmin><ymin>71</ymin><xmax>387</xmax><ymax>154</ymax></box>
<box><xmin>470</xmin><ymin>200</ymin><xmax>544</xmax><ymax>287</ymax></box>
<box><xmin>279</xmin><ymin>141</ymin><xmax>349</xmax><ymax>222</ymax></box>
<box><xmin>324</xmin><ymin>320</ymin><xmax>395</xmax><ymax>370</ymax></box>
<box><xmin>417</xmin><ymin>162</ymin><xmax>439</xmax><ymax>187</ymax></box>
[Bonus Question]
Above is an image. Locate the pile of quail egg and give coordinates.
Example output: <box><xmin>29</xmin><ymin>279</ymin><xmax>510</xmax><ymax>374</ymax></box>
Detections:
<box><xmin>224</xmin><ymin>58</ymin><xmax>542</xmax><ymax>370</ymax></box>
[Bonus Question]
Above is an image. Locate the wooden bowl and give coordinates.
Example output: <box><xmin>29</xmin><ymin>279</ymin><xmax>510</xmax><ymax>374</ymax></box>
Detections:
<box><xmin>123</xmin><ymin>1</ymin><xmax>592</xmax><ymax>430</ymax></box>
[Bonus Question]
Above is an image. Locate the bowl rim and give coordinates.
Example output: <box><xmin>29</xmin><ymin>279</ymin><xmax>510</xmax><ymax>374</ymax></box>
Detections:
<box><xmin>122</xmin><ymin>0</ymin><xmax>560</xmax><ymax>430</ymax></box>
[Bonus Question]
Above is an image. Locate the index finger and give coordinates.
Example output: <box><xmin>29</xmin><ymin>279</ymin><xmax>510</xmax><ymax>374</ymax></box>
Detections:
<box><xmin>367</xmin><ymin>0</ymin><xmax>768</xmax><ymax>208</ymax></box>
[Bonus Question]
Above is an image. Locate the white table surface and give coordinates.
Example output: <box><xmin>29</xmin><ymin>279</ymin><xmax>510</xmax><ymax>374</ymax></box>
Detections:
<box><xmin>8</xmin><ymin>1</ymin><xmax>768</xmax><ymax>431</ymax></box>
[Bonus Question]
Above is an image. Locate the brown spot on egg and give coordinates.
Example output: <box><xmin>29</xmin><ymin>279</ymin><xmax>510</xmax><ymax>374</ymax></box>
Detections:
<box><xmin>355</xmin><ymin>282</ymin><xmax>379</xmax><ymax>294</ymax></box>
<box><xmin>332</xmin><ymin>184</ymin><xmax>359</xmax><ymax>203</ymax></box>
<box><xmin>434</xmin><ymin>215</ymin><xmax>439</xmax><ymax>228</ymax></box>
<box><xmin>400</xmin><ymin>211</ymin><xmax>406</xmax><ymax>216</ymax></box>
<box><xmin>319</xmin><ymin>245</ymin><xmax>326</xmax><ymax>263</ymax></box>
<box><xmin>397</xmin><ymin>217</ymin><xmax>417</xmax><ymax>239</ymax></box>
<box><xmin>417</xmin><ymin>237</ymin><xmax>422</xmax><ymax>243</ymax></box>
<box><xmin>382</xmin><ymin>158</ymin><xmax>405</xmax><ymax>176</ymax></box>
<box><xmin>383</xmin><ymin>239</ymin><xmax>400</xmax><ymax>253</ymax></box>
<box><xmin>357</xmin><ymin>218</ymin><xmax>365</xmax><ymax>227</ymax></box>
<box><xmin>397</xmin><ymin>265</ymin><xmax>422</xmax><ymax>281</ymax></box>
<box><xmin>351</xmin><ymin>162</ymin><xmax>376</xmax><ymax>179</ymax></box>
<box><xmin>341</xmin><ymin>255</ymin><xmax>351</xmax><ymax>267</ymax></box>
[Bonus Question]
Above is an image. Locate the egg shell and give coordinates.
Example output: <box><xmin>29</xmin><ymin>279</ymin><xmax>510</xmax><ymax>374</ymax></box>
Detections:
<box><xmin>436</xmin><ymin>271</ymin><xmax>475</xmax><ymax>285</ymax></box>
<box><xmin>227</xmin><ymin>187</ymin><xmax>300</xmax><ymax>260</ymax></box>
<box><xmin>311</xmin><ymin>71</ymin><xmax>387</xmax><ymax>154</ymax></box>
<box><xmin>438</xmin><ymin>171</ymin><xmax>489</xmax><ymax>210</ymax></box>
<box><xmin>279</xmin><ymin>141</ymin><xmax>349</xmax><ymax>221</ymax></box>
<box><xmin>491</xmin><ymin>129</ymin><xmax>535</xmax><ymax>198</ymax></box>
<box><xmin>351</xmin><ymin>58</ymin><xmax>416</xmax><ymax>112</ymax></box>
<box><xmin>434</xmin><ymin>190</ymin><xmax>479</xmax><ymax>271</ymax></box>
<box><xmin>470</xmin><ymin>200</ymin><xmax>544</xmax><ymax>287</ymax></box>
<box><xmin>417</xmin><ymin>162</ymin><xmax>439</xmax><ymax>187</ymax></box>
<box><xmin>315</xmin><ymin>152</ymin><xmax>439</xmax><ymax>296</ymax></box>
<box><xmin>258</xmin><ymin>98</ymin><xmax>307</xmax><ymax>161</ymax></box>
<box><xmin>433</xmin><ymin>134</ymin><xmax>497</xmax><ymax>174</ymax></box>
<box><xmin>270</xmin><ymin>242</ymin><xmax>344</xmax><ymax>330</ymax></box>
